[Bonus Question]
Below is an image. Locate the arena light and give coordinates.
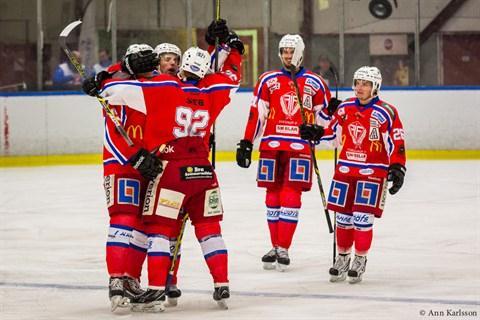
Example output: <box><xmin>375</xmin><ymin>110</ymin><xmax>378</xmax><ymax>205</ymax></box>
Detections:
<box><xmin>369</xmin><ymin>0</ymin><xmax>398</xmax><ymax>19</ymax></box>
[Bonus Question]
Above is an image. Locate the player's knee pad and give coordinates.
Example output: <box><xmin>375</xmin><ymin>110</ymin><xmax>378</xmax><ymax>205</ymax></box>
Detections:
<box><xmin>279</xmin><ymin>187</ymin><xmax>302</xmax><ymax>208</ymax></box>
<box><xmin>336</xmin><ymin>212</ymin><xmax>354</xmax><ymax>229</ymax></box>
<box><xmin>265</xmin><ymin>188</ymin><xmax>281</xmax><ymax>208</ymax></box>
<box><xmin>353</xmin><ymin>211</ymin><xmax>374</xmax><ymax>231</ymax></box>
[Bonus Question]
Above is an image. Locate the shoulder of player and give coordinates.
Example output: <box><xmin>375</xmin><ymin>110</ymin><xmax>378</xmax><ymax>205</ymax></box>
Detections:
<box><xmin>255</xmin><ymin>70</ymin><xmax>283</xmax><ymax>86</ymax></box>
<box><xmin>373</xmin><ymin>98</ymin><xmax>398</xmax><ymax>118</ymax></box>
<box><xmin>337</xmin><ymin>97</ymin><xmax>356</xmax><ymax>109</ymax></box>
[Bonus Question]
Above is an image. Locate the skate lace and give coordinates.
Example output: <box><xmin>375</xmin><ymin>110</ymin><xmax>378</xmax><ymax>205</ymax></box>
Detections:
<box><xmin>351</xmin><ymin>256</ymin><xmax>366</xmax><ymax>271</ymax></box>
<box><xmin>334</xmin><ymin>255</ymin><xmax>349</xmax><ymax>270</ymax></box>
<box><xmin>110</xmin><ymin>278</ymin><xmax>123</xmax><ymax>291</ymax></box>
<box><xmin>126</xmin><ymin>278</ymin><xmax>142</xmax><ymax>291</ymax></box>
<box><xmin>266</xmin><ymin>248</ymin><xmax>277</xmax><ymax>257</ymax></box>
<box><xmin>276</xmin><ymin>248</ymin><xmax>288</xmax><ymax>259</ymax></box>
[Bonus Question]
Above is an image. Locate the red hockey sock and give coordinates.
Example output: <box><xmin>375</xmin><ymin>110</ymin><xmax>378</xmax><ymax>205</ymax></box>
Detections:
<box><xmin>277</xmin><ymin>188</ymin><xmax>301</xmax><ymax>249</ymax></box>
<box><xmin>195</xmin><ymin>222</ymin><xmax>228</xmax><ymax>284</ymax></box>
<box><xmin>354</xmin><ymin>229</ymin><xmax>373</xmax><ymax>256</ymax></box>
<box><xmin>125</xmin><ymin>216</ymin><xmax>147</xmax><ymax>280</ymax></box>
<box><xmin>336</xmin><ymin>226</ymin><xmax>354</xmax><ymax>254</ymax></box>
<box><xmin>106</xmin><ymin>214</ymin><xmax>137</xmax><ymax>277</ymax></box>
<box><xmin>265</xmin><ymin>189</ymin><xmax>281</xmax><ymax>247</ymax></box>
<box><xmin>145</xmin><ymin>223</ymin><xmax>175</xmax><ymax>289</ymax></box>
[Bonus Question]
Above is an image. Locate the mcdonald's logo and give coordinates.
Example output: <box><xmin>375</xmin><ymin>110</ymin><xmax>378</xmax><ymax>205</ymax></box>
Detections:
<box><xmin>370</xmin><ymin>141</ymin><xmax>383</xmax><ymax>152</ymax></box>
<box><xmin>304</xmin><ymin>112</ymin><xmax>315</xmax><ymax>124</ymax></box>
<box><xmin>127</xmin><ymin>125</ymin><xmax>143</xmax><ymax>140</ymax></box>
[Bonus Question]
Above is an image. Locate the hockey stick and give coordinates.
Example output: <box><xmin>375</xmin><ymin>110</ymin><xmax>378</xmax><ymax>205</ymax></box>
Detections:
<box><xmin>289</xmin><ymin>65</ymin><xmax>333</xmax><ymax>234</ymax></box>
<box><xmin>59</xmin><ymin>20</ymin><xmax>133</xmax><ymax>146</ymax></box>
<box><xmin>210</xmin><ymin>0</ymin><xmax>221</xmax><ymax>168</ymax></box>
<box><xmin>329</xmin><ymin>65</ymin><xmax>339</xmax><ymax>262</ymax></box>
<box><xmin>165</xmin><ymin>212</ymin><xmax>189</xmax><ymax>300</ymax></box>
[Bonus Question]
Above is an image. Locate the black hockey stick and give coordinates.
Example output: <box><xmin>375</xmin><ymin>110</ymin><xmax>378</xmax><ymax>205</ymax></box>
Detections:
<box><xmin>210</xmin><ymin>0</ymin><xmax>221</xmax><ymax>168</ymax></box>
<box><xmin>329</xmin><ymin>65</ymin><xmax>339</xmax><ymax>262</ymax></box>
<box><xmin>59</xmin><ymin>20</ymin><xmax>133</xmax><ymax>146</ymax></box>
<box><xmin>290</xmin><ymin>66</ymin><xmax>333</xmax><ymax>234</ymax></box>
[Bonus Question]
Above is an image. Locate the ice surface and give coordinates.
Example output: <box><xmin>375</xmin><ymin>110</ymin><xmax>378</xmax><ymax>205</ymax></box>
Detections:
<box><xmin>1</xmin><ymin>160</ymin><xmax>479</xmax><ymax>319</ymax></box>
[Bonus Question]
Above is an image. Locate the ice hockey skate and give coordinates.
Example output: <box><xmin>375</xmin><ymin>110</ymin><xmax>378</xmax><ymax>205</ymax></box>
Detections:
<box><xmin>213</xmin><ymin>286</ymin><xmax>230</xmax><ymax>309</ymax></box>
<box><xmin>122</xmin><ymin>276</ymin><xmax>144</xmax><ymax>305</ymax></box>
<box><xmin>348</xmin><ymin>255</ymin><xmax>367</xmax><ymax>284</ymax></box>
<box><xmin>165</xmin><ymin>285</ymin><xmax>182</xmax><ymax>307</ymax></box>
<box><xmin>109</xmin><ymin>277</ymin><xmax>127</xmax><ymax>311</ymax></box>
<box><xmin>276</xmin><ymin>247</ymin><xmax>290</xmax><ymax>272</ymax></box>
<box><xmin>261</xmin><ymin>247</ymin><xmax>277</xmax><ymax>270</ymax></box>
<box><xmin>329</xmin><ymin>254</ymin><xmax>351</xmax><ymax>282</ymax></box>
<box><xmin>130</xmin><ymin>289</ymin><xmax>166</xmax><ymax>313</ymax></box>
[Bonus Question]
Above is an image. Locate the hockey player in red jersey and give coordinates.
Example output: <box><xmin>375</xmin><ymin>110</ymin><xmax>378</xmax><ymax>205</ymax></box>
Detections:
<box><xmin>99</xmin><ymin>24</ymin><xmax>243</xmax><ymax>312</ymax></box>
<box><xmin>154</xmin><ymin>42</ymin><xmax>182</xmax><ymax>76</ymax></box>
<box><xmin>236</xmin><ymin>34</ymin><xmax>333</xmax><ymax>271</ymax></box>
<box><xmin>82</xmin><ymin>43</ymin><xmax>161</xmax><ymax>311</ymax></box>
<box><xmin>300</xmin><ymin>66</ymin><xmax>407</xmax><ymax>283</ymax></box>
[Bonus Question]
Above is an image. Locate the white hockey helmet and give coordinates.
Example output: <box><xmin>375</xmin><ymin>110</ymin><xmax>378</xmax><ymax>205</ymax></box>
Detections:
<box><xmin>125</xmin><ymin>43</ymin><xmax>154</xmax><ymax>56</ymax></box>
<box><xmin>154</xmin><ymin>43</ymin><xmax>182</xmax><ymax>58</ymax></box>
<box><xmin>352</xmin><ymin>66</ymin><xmax>382</xmax><ymax>96</ymax></box>
<box><xmin>278</xmin><ymin>34</ymin><xmax>305</xmax><ymax>67</ymax></box>
<box><xmin>180</xmin><ymin>47</ymin><xmax>211</xmax><ymax>79</ymax></box>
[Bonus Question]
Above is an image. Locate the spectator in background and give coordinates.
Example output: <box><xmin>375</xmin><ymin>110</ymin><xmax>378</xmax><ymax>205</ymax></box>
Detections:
<box><xmin>313</xmin><ymin>54</ymin><xmax>336</xmax><ymax>86</ymax></box>
<box><xmin>393</xmin><ymin>59</ymin><xmax>409</xmax><ymax>86</ymax></box>
<box><xmin>93</xmin><ymin>49</ymin><xmax>112</xmax><ymax>74</ymax></box>
<box><xmin>52</xmin><ymin>50</ymin><xmax>82</xmax><ymax>88</ymax></box>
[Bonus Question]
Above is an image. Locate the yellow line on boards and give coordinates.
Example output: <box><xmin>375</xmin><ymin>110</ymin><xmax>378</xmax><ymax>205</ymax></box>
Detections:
<box><xmin>1</xmin><ymin>150</ymin><xmax>479</xmax><ymax>168</ymax></box>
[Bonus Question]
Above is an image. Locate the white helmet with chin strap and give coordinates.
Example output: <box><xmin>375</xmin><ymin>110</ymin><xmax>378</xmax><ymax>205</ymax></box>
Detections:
<box><xmin>180</xmin><ymin>47</ymin><xmax>211</xmax><ymax>79</ymax></box>
<box><xmin>278</xmin><ymin>34</ymin><xmax>305</xmax><ymax>68</ymax></box>
<box><xmin>125</xmin><ymin>43</ymin><xmax>153</xmax><ymax>56</ymax></box>
<box><xmin>352</xmin><ymin>66</ymin><xmax>382</xmax><ymax>96</ymax></box>
<box><xmin>154</xmin><ymin>43</ymin><xmax>181</xmax><ymax>58</ymax></box>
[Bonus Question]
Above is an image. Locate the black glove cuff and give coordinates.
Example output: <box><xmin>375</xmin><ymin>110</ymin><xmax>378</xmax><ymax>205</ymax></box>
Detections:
<box><xmin>238</xmin><ymin>139</ymin><xmax>253</xmax><ymax>150</ymax></box>
<box><xmin>389</xmin><ymin>163</ymin><xmax>406</xmax><ymax>175</ymax></box>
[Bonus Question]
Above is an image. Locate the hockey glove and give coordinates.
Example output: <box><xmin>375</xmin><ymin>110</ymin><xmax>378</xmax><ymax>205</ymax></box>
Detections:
<box><xmin>121</xmin><ymin>52</ymin><xmax>159</xmax><ymax>76</ymax></box>
<box><xmin>129</xmin><ymin>148</ymin><xmax>163</xmax><ymax>181</ymax></box>
<box><xmin>236</xmin><ymin>139</ymin><xmax>253</xmax><ymax>168</ymax></box>
<box><xmin>82</xmin><ymin>71</ymin><xmax>111</xmax><ymax>97</ymax></box>
<box><xmin>387</xmin><ymin>163</ymin><xmax>406</xmax><ymax>195</ymax></box>
<box><xmin>327</xmin><ymin>97</ymin><xmax>342</xmax><ymax>116</ymax></box>
<box><xmin>299</xmin><ymin>124</ymin><xmax>324</xmax><ymax>142</ymax></box>
<box><xmin>205</xmin><ymin>19</ymin><xmax>229</xmax><ymax>45</ymax></box>
<box><xmin>226</xmin><ymin>31</ymin><xmax>245</xmax><ymax>55</ymax></box>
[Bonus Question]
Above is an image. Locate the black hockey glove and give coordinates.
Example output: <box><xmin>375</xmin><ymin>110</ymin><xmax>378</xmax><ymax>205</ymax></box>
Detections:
<box><xmin>387</xmin><ymin>163</ymin><xmax>406</xmax><ymax>195</ymax></box>
<box><xmin>236</xmin><ymin>139</ymin><xmax>253</xmax><ymax>168</ymax></box>
<box><xmin>226</xmin><ymin>31</ymin><xmax>245</xmax><ymax>55</ymax></box>
<box><xmin>121</xmin><ymin>51</ymin><xmax>159</xmax><ymax>76</ymax></box>
<box><xmin>327</xmin><ymin>97</ymin><xmax>342</xmax><ymax>116</ymax></box>
<box><xmin>299</xmin><ymin>124</ymin><xmax>324</xmax><ymax>142</ymax></box>
<box><xmin>205</xmin><ymin>19</ymin><xmax>229</xmax><ymax>45</ymax></box>
<box><xmin>129</xmin><ymin>148</ymin><xmax>163</xmax><ymax>181</ymax></box>
<box><xmin>82</xmin><ymin>71</ymin><xmax>111</xmax><ymax>97</ymax></box>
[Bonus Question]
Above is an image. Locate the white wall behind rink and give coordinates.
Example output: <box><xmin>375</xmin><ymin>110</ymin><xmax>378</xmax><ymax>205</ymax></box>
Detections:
<box><xmin>1</xmin><ymin>89</ymin><xmax>479</xmax><ymax>156</ymax></box>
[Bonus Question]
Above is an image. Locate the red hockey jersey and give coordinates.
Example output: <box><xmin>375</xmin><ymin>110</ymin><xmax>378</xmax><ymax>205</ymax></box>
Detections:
<box><xmin>321</xmin><ymin>96</ymin><xmax>406</xmax><ymax>178</ymax></box>
<box><xmin>243</xmin><ymin>67</ymin><xmax>331</xmax><ymax>155</ymax></box>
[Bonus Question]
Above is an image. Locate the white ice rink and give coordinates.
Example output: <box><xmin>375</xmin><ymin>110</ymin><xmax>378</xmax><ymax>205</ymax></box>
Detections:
<box><xmin>1</xmin><ymin>160</ymin><xmax>479</xmax><ymax>320</ymax></box>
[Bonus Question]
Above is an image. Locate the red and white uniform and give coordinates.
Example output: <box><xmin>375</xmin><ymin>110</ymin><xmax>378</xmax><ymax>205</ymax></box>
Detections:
<box><xmin>321</xmin><ymin>96</ymin><xmax>406</xmax><ymax>255</ymax></box>
<box><xmin>241</xmin><ymin>67</ymin><xmax>331</xmax><ymax>250</ymax></box>
<box><xmin>101</xmin><ymin>48</ymin><xmax>242</xmax><ymax>289</ymax></box>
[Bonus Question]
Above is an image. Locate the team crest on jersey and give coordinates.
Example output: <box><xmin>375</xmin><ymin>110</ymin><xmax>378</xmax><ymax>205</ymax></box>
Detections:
<box><xmin>348</xmin><ymin>121</ymin><xmax>367</xmax><ymax>149</ymax></box>
<box><xmin>280</xmin><ymin>92</ymin><xmax>299</xmax><ymax>119</ymax></box>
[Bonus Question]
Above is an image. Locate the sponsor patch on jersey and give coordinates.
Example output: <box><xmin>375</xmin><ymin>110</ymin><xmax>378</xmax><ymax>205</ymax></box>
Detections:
<box><xmin>143</xmin><ymin>179</ymin><xmax>159</xmax><ymax>216</ymax></box>
<box><xmin>266</xmin><ymin>78</ymin><xmax>280</xmax><ymax>93</ymax></box>
<box><xmin>370</xmin><ymin>119</ymin><xmax>379</xmax><ymax>128</ymax></box>
<box><xmin>204</xmin><ymin>188</ymin><xmax>223</xmax><ymax>217</ymax></box>
<box><xmin>104</xmin><ymin>175</ymin><xmax>114</xmax><ymax>208</ymax></box>
<box><xmin>346</xmin><ymin>151</ymin><xmax>367</xmax><ymax>162</ymax></box>
<box><xmin>180</xmin><ymin>166</ymin><xmax>213</xmax><ymax>180</ymax></box>
<box><xmin>354</xmin><ymin>181</ymin><xmax>380</xmax><ymax>207</ymax></box>
<box><xmin>305</xmin><ymin>78</ymin><xmax>320</xmax><ymax>90</ymax></box>
<box><xmin>303</xmin><ymin>86</ymin><xmax>313</xmax><ymax>95</ymax></box>
<box><xmin>372</xmin><ymin>110</ymin><xmax>387</xmax><ymax>124</ymax></box>
<box><xmin>359</xmin><ymin>168</ymin><xmax>374</xmax><ymax>175</ymax></box>
<box><xmin>268</xmin><ymin>140</ymin><xmax>281</xmax><ymax>148</ymax></box>
<box><xmin>328</xmin><ymin>180</ymin><xmax>349</xmax><ymax>207</ymax></box>
<box><xmin>258</xmin><ymin>159</ymin><xmax>276</xmax><ymax>182</ymax></box>
<box><xmin>117</xmin><ymin>178</ymin><xmax>141</xmax><ymax>206</ymax></box>
<box><xmin>289</xmin><ymin>158</ymin><xmax>311</xmax><ymax>182</ymax></box>
<box><xmin>339</xmin><ymin>166</ymin><xmax>350</xmax><ymax>173</ymax></box>
<box><xmin>369</xmin><ymin>126</ymin><xmax>380</xmax><ymax>141</ymax></box>
<box><xmin>290</xmin><ymin>142</ymin><xmax>305</xmax><ymax>151</ymax></box>
<box><xmin>303</xmin><ymin>94</ymin><xmax>313</xmax><ymax>110</ymax></box>
<box><xmin>276</xmin><ymin>125</ymin><xmax>299</xmax><ymax>135</ymax></box>
<box><xmin>156</xmin><ymin>189</ymin><xmax>185</xmax><ymax>219</ymax></box>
